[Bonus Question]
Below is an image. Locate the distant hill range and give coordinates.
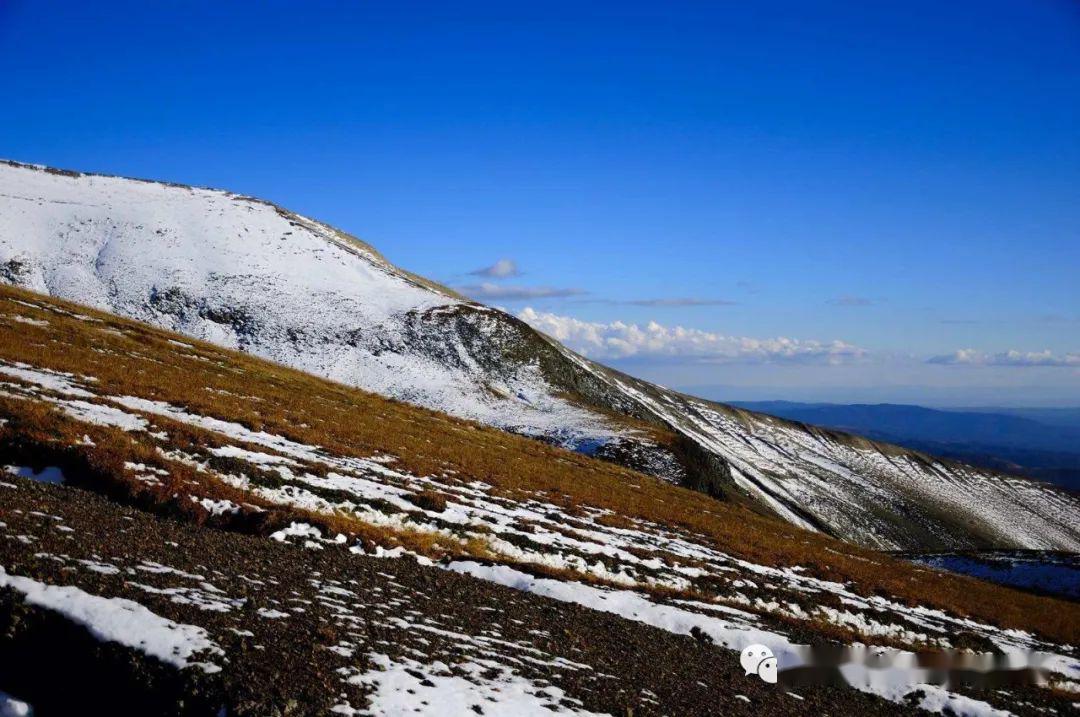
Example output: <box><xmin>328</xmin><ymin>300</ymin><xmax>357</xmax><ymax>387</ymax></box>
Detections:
<box><xmin>728</xmin><ymin>401</ymin><xmax>1080</xmax><ymax>492</ymax></box>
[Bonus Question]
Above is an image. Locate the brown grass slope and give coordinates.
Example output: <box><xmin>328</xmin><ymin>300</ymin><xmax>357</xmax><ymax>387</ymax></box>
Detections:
<box><xmin>0</xmin><ymin>283</ymin><xmax>1077</xmax><ymax>647</ymax></box>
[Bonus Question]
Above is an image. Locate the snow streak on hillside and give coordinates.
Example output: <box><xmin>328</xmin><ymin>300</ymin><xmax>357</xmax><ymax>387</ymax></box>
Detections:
<box><xmin>2</xmin><ymin>159</ymin><xmax>1078</xmax><ymax>552</ymax></box>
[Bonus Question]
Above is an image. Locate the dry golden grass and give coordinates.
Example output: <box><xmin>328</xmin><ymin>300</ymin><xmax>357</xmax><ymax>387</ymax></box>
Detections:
<box><xmin>0</xmin><ymin>283</ymin><xmax>1077</xmax><ymax>646</ymax></box>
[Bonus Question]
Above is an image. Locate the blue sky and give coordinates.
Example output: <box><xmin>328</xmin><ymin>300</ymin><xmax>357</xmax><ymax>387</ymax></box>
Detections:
<box><xmin>2</xmin><ymin>1</ymin><xmax>1078</xmax><ymax>405</ymax></box>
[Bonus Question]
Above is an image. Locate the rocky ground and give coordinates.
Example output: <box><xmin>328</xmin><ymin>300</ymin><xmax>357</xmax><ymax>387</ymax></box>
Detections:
<box><xmin>0</xmin><ymin>477</ymin><xmax>916</xmax><ymax>716</ymax></box>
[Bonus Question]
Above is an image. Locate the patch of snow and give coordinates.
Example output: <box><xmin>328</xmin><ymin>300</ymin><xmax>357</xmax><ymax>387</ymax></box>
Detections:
<box><xmin>0</xmin><ymin>567</ymin><xmax>223</xmax><ymax>673</ymax></box>
<box><xmin>270</xmin><ymin>522</ymin><xmax>322</xmax><ymax>543</ymax></box>
<box><xmin>446</xmin><ymin>560</ymin><xmax>793</xmax><ymax>657</ymax></box>
<box><xmin>840</xmin><ymin>661</ymin><xmax>1011</xmax><ymax>717</ymax></box>
<box><xmin>44</xmin><ymin>397</ymin><xmax>148</xmax><ymax>432</ymax></box>
<box><xmin>10</xmin><ymin>316</ymin><xmax>47</xmax><ymax>327</ymax></box>
<box><xmin>124</xmin><ymin>462</ymin><xmax>168</xmax><ymax>476</ymax></box>
<box><xmin>76</xmin><ymin>559</ymin><xmax>120</xmax><ymax>575</ymax></box>
<box><xmin>130</xmin><ymin>583</ymin><xmax>242</xmax><ymax>614</ymax></box>
<box><xmin>209</xmin><ymin>444</ymin><xmax>299</xmax><ymax>466</ymax></box>
<box><xmin>135</xmin><ymin>561</ymin><xmax>205</xmax><ymax>581</ymax></box>
<box><xmin>190</xmin><ymin>496</ymin><xmax>240</xmax><ymax>516</ymax></box>
<box><xmin>346</xmin><ymin>653</ymin><xmax>604</xmax><ymax>716</ymax></box>
<box><xmin>445</xmin><ymin>561</ymin><xmax>1021</xmax><ymax>717</ymax></box>
<box><xmin>0</xmin><ymin>361</ymin><xmax>94</xmax><ymax>398</ymax></box>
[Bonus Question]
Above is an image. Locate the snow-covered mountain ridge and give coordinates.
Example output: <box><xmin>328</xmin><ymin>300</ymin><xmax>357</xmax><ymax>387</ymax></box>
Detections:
<box><xmin>2</xmin><ymin>158</ymin><xmax>1077</xmax><ymax>551</ymax></box>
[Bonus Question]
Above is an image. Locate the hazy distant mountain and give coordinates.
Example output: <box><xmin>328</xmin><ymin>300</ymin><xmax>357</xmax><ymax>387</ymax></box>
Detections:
<box><xmin>730</xmin><ymin>401</ymin><xmax>1080</xmax><ymax>491</ymax></box>
<box><xmin>954</xmin><ymin>406</ymin><xmax>1080</xmax><ymax>432</ymax></box>
<box><xmin>2</xmin><ymin>159</ymin><xmax>1078</xmax><ymax>551</ymax></box>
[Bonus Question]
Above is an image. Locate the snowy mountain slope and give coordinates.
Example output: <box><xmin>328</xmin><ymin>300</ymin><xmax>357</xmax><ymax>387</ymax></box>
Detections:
<box><xmin>0</xmin><ymin>160</ymin><xmax>615</xmax><ymax>446</ymax></box>
<box><xmin>1</xmin><ymin>158</ymin><xmax>1078</xmax><ymax>552</ymax></box>
<box><xmin>558</xmin><ymin>354</ymin><xmax>1080</xmax><ymax>550</ymax></box>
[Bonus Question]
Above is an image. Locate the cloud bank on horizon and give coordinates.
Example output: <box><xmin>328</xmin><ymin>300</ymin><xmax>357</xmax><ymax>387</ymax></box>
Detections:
<box><xmin>928</xmin><ymin>349</ymin><xmax>1080</xmax><ymax>368</ymax></box>
<box><xmin>454</xmin><ymin>259</ymin><xmax>1078</xmax><ymax>384</ymax></box>
<box><xmin>459</xmin><ymin>282</ymin><xmax>587</xmax><ymax>300</ymax></box>
<box><xmin>516</xmin><ymin>307</ymin><xmax>1079</xmax><ymax>376</ymax></box>
<box><xmin>447</xmin><ymin>255</ymin><xmax>1079</xmax><ymax>403</ymax></box>
<box><xmin>517</xmin><ymin>307</ymin><xmax>866</xmax><ymax>365</ymax></box>
<box><xmin>455</xmin><ymin>258</ymin><xmax>737</xmax><ymax>308</ymax></box>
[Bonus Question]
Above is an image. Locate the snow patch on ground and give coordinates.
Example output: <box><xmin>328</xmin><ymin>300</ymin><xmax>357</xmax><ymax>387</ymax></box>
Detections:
<box><xmin>0</xmin><ymin>362</ymin><xmax>95</xmax><ymax>398</ymax></box>
<box><xmin>340</xmin><ymin>652</ymin><xmax>604</xmax><ymax>716</ymax></box>
<box><xmin>447</xmin><ymin>561</ymin><xmax>796</xmax><ymax>659</ymax></box>
<box><xmin>445</xmin><ymin>561</ymin><xmax>1029</xmax><ymax>717</ymax></box>
<box><xmin>10</xmin><ymin>316</ymin><xmax>47</xmax><ymax>327</ymax></box>
<box><xmin>51</xmin><ymin>399</ymin><xmax>149</xmax><ymax>432</ymax></box>
<box><xmin>0</xmin><ymin>567</ymin><xmax>223</xmax><ymax>673</ymax></box>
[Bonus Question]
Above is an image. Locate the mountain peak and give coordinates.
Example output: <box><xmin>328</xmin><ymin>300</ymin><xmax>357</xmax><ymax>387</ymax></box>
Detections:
<box><xmin>2</xmin><ymin>159</ymin><xmax>1078</xmax><ymax>552</ymax></box>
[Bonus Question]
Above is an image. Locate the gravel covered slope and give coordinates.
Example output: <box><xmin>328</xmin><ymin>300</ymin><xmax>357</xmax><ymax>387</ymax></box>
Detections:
<box><xmin>0</xmin><ymin>477</ymin><xmax>915</xmax><ymax>717</ymax></box>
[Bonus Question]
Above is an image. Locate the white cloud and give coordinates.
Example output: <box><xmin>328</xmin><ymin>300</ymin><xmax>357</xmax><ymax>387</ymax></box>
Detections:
<box><xmin>625</xmin><ymin>297</ymin><xmax>736</xmax><ymax>307</ymax></box>
<box><xmin>468</xmin><ymin>258</ymin><xmax>520</xmax><ymax>279</ymax></box>
<box><xmin>827</xmin><ymin>295</ymin><xmax>876</xmax><ymax>307</ymax></box>
<box><xmin>517</xmin><ymin>308</ymin><xmax>866</xmax><ymax>365</ymax></box>
<box><xmin>462</xmin><ymin>283</ymin><xmax>586</xmax><ymax>300</ymax></box>
<box><xmin>927</xmin><ymin>349</ymin><xmax>1080</xmax><ymax>367</ymax></box>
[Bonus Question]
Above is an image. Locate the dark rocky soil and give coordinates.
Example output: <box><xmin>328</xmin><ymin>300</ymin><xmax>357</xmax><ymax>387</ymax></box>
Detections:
<box><xmin>0</xmin><ymin>476</ymin><xmax>915</xmax><ymax>716</ymax></box>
